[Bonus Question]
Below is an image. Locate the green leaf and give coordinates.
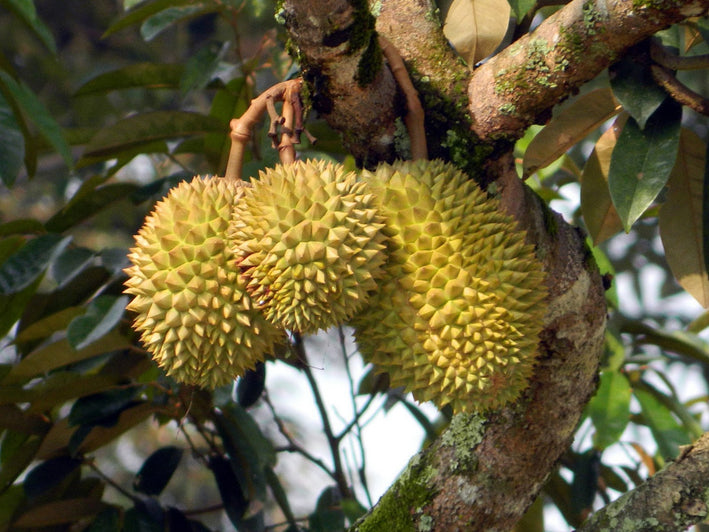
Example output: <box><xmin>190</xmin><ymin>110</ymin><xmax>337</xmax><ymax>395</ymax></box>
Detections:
<box><xmin>0</xmin><ymin>90</ymin><xmax>25</xmax><ymax>187</ymax></box>
<box><xmin>442</xmin><ymin>0</ymin><xmax>510</xmax><ymax>65</ymax></box>
<box><xmin>5</xmin><ymin>329</ymin><xmax>132</xmax><ymax>382</ymax></box>
<box><xmin>610</xmin><ymin>53</ymin><xmax>667</xmax><ymax>129</ymax></box>
<box><xmin>205</xmin><ymin>77</ymin><xmax>249</xmax><ymax>170</ymax></box>
<box><xmin>507</xmin><ymin>0</ymin><xmax>536</xmax><ymax>20</ymax></box>
<box><xmin>0</xmin><ymin>275</ymin><xmax>42</xmax><ymax>339</ymax></box>
<box><xmin>51</xmin><ymin>247</ymin><xmax>95</xmax><ymax>288</ymax></box>
<box><xmin>68</xmin><ymin>387</ymin><xmax>139</xmax><ymax>427</ymax></box>
<box><xmin>44</xmin><ymin>183</ymin><xmax>140</xmax><ymax>233</ymax></box>
<box><xmin>0</xmin><ymin>404</ymin><xmax>49</xmax><ymax>434</ymax></box>
<box><xmin>103</xmin><ymin>0</ymin><xmax>197</xmax><ymax>37</ymax></box>
<box><xmin>23</xmin><ymin>456</ymin><xmax>81</xmax><ymax>501</ymax></box>
<box><xmin>2</xmin><ymin>0</ymin><xmax>57</xmax><ymax>53</ymax></box>
<box><xmin>621</xmin><ymin>319</ymin><xmax>709</xmax><ymax>366</ymax></box>
<box><xmin>209</xmin><ymin>454</ymin><xmax>249</xmax><ymax>527</ymax></box>
<box><xmin>133</xmin><ymin>446</ymin><xmax>183</xmax><ymax>495</ymax></box>
<box><xmin>608</xmin><ymin>100</ymin><xmax>682</xmax><ymax>231</ymax></box>
<box><xmin>634</xmin><ymin>387</ymin><xmax>691</xmax><ymax>461</ymax></box>
<box><xmin>581</xmin><ymin>114</ymin><xmax>626</xmax><ymax>245</ymax></box>
<box><xmin>236</xmin><ymin>362</ymin><xmax>266</xmax><ymax>408</ymax></box>
<box><xmin>309</xmin><ymin>486</ymin><xmax>345</xmax><ymax>532</ymax></box>
<box><xmin>264</xmin><ymin>466</ymin><xmax>297</xmax><ymax>527</ymax></box>
<box><xmin>0</xmin><ymin>233</ymin><xmax>71</xmax><ymax>294</ymax></box>
<box><xmin>180</xmin><ymin>41</ymin><xmax>230</xmax><ymax>96</ymax></box>
<box><xmin>0</xmin><ymin>486</ymin><xmax>24</xmax><ymax>528</ymax></box>
<box><xmin>0</xmin><ymin>71</ymin><xmax>72</xmax><ymax>168</ymax></box>
<box><xmin>587</xmin><ymin>371</ymin><xmax>632</xmax><ymax>450</ymax></box>
<box><xmin>659</xmin><ymin>128</ymin><xmax>709</xmax><ymax>307</ymax></box>
<box><xmin>0</xmin><ymin>218</ymin><xmax>46</xmax><ymax>237</ymax></box>
<box><xmin>524</xmin><ymin>88</ymin><xmax>621</xmax><ymax>178</ymax></box>
<box><xmin>67</xmin><ymin>295</ymin><xmax>129</xmax><ymax>350</ymax></box>
<box><xmin>141</xmin><ymin>4</ymin><xmax>211</xmax><ymax>41</ymax></box>
<box><xmin>85</xmin><ymin>508</ymin><xmax>121</xmax><ymax>532</ymax></box>
<box><xmin>82</xmin><ymin>111</ymin><xmax>224</xmax><ymax>159</ymax></box>
<box><xmin>0</xmin><ymin>432</ymin><xmax>42</xmax><ymax>490</ymax></box>
<box><xmin>12</xmin><ymin>498</ymin><xmax>108</xmax><ymax>527</ymax></box>
<box><xmin>75</xmin><ymin>63</ymin><xmax>185</xmax><ymax>96</ymax></box>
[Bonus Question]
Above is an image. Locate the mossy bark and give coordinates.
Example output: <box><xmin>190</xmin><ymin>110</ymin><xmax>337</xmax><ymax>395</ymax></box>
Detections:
<box><xmin>280</xmin><ymin>0</ymin><xmax>709</xmax><ymax>530</ymax></box>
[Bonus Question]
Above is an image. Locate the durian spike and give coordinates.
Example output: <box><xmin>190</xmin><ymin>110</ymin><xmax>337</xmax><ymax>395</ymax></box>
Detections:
<box><xmin>224</xmin><ymin>78</ymin><xmax>304</xmax><ymax>181</ymax></box>
<box><xmin>378</xmin><ymin>36</ymin><xmax>428</xmax><ymax>161</ymax></box>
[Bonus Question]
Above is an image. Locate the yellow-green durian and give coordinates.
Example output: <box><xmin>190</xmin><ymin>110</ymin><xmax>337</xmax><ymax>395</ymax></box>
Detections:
<box><xmin>124</xmin><ymin>176</ymin><xmax>284</xmax><ymax>389</ymax></box>
<box><xmin>230</xmin><ymin>159</ymin><xmax>388</xmax><ymax>334</ymax></box>
<box><xmin>351</xmin><ymin>160</ymin><xmax>547</xmax><ymax>413</ymax></box>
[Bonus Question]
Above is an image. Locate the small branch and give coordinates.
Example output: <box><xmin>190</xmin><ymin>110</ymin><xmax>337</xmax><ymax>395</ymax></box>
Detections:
<box><xmin>86</xmin><ymin>458</ymin><xmax>141</xmax><ymax>504</ymax></box>
<box><xmin>378</xmin><ymin>36</ymin><xmax>428</xmax><ymax>160</ymax></box>
<box><xmin>651</xmin><ymin>65</ymin><xmax>709</xmax><ymax>116</ymax></box>
<box><xmin>651</xmin><ymin>40</ymin><xmax>709</xmax><ymax>71</ymax></box>
<box><xmin>223</xmin><ymin>78</ymin><xmax>303</xmax><ymax>180</ymax></box>
<box><xmin>578</xmin><ymin>432</ymin><xmax>709</xmax><ymax>531</ymax></box>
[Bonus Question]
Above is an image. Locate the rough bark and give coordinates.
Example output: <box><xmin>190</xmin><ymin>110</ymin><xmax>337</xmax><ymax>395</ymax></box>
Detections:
<box><xmin>280</xmin><ymin>0</ymin><xmax>709</xmax><ymax>530</ymax></box>
<box><xmin>577</xmin><ymin>433</ymin><xmax>709</xmax><ymax>531</ymax></box>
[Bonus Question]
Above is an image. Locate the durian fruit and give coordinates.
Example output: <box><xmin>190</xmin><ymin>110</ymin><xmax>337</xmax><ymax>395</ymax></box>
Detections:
<box><xmin>351</xmin><ymin>160</ymin><xmax>547</xmax><ymax>413</ymax></box>
<box><xmin>124</xmin><ymin>176</ymin><xmax>285</xmax><ymax>389</ymax></box>
<box><xmin>230</xmin><ymin>159</ymin><xmax>388</xmax><ymax>334</ymax></box>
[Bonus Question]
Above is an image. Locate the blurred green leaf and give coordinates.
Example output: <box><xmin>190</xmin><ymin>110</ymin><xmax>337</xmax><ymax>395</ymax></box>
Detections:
<box><xmin>141</xmin><ymin>4</ymin><xmax>212</xmax><ymax>41</ymax></box>
<box><xmin>0</xmin><ymin>275</ymin><xmax>42</xmax><ymax>339</ymax></box>
<box><xmin>634</xmin><ymin>387</ymin><xmax>691</xmax><ymax>460</ymax></box>
<box><xmin>265</xmin><ymin>466</ymin><xmax>297</xmax><ymax>528</ymax></box>
<box><xmin>13</xmin><ymin>498</ymin><xmax>108</xmax><ymax>527</ymax></box>
<box><xmin>0</xmin><ymin>71</ymin><xmax>72</xmax><ymax>168</ymax></box>
<box><xmin>0</xmin><ymin>219</ymin><xmax>46</xmax><ymax>237</ymax></box>
<box><xmin>620</xmin><ymin>319</ymin><xmax>709</xmax><ymax>365</ymax></box>
<box><xmin>133</xmin><ymin>446</ymin><xmax>183</xmax><ymax>496</ymax></box>
<box><xmin>75</xmin><ymin>63</ymin><xmax>185</xmax><ymax>95</ymax></box>
<box><xmin>310</xmin><ymin>486</ymin><xmax>345</xmax><ymax>532</ymax></box>
<box><xmin>2</xmin><ymin>0</ymin><xmax>57</xmax><ymax>53</ymax></box>
<box><xmin>209</xmin><ymin>454</ymin><xmax>249</xmax><ymax>527</ymax></box>
<box><xmin>67</xmin><ymin>295</ymin><xmax>129</xmax><ymax>350</ymax></box>
<box><xmin>507</xmin><ymin>0</ymin><xmax>535</xmax><ymax>20</ymax></box>
<box><xmin>0</xmin><ymin>404</ymin><xmax>49</xmax><ymax>434</ymax></box>
<box><xmin>82</xmin><ymin>111</ymin><xmax>223</xmax><ymax>160</ymax></box>
<box><xmin>180</xmin><ymin>41</ymin><xmax>230</xmax><ymax>96</ymax></box>
<box><xmin>85</xmin><ymin>507</ymin><xmax>121</xmax><ymax>532</ymax></box>
<box><xmin>51</xmin><ymin>247</ymin><xmax>95</xmax><ymax>288</ymax></box>
<box><xmin>103</xmin><ymin>0</ymin><xmax>197</xmax><ymax>37</ymax></box>
<box><xmin>124</xmin><ymin>500</ymin><xmax>165</xmax><ymax>532</ymax></box>
<box><xmin>236</xmin><ymin>362</ymin><xmax>266</xmax><ymax>408</ymax></box>
<box><xmin>0</xmin><ymin>432</ymin><xmax>42</xmax><ymax>491</ymax></box>
<box><xmin>205</xmin><ymin>77</ymin><xmax>249</xmax><ymax>171</ymax></box>
<box><xmin>0</xmin><ymin>485</ymin><xmax>24</xmax><ymax>528</ymax></box>
<box><xmin>587</xmin><ymin>371</ymin><xmax>631</xmax><ymax>450</ymax></box>
<box><xmin>570</xmin><ymin>450</ymin><xmax>600</xmax><ymax>516</ymax></box>
<box><xmin>0</xmin><ymin>91</ymin><xmax>24</xmax><ymax>187</ymax></box>
<box><xmin>23</xmin><ymin>456</ymin><xmax>81</xmax><ymax>501</ymax></box>
<box><xmin>44</xmin><ymin>183</ymin><xmax>140</xmax><ymax>233</ymax></box>
<box><xmin>608</xmin><ymin>100</ymin><xmax>682</xmax><ymax>231</ymax></box>
<box><xmin>0</xmin><ymin>234</ymin><xmax>71</xmax><ymax>294</ymax></box>
<box><xmin>610</xmin><ymin>53</ymin><xmax>667</xmax><ymax>129</ymax></box>
<box><xmin>5</xmin><ymin>329</ymin><xmax>131</xmax><ymax>382</ymax></box>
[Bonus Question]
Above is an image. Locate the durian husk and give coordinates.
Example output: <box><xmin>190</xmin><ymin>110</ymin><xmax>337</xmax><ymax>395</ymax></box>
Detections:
<box><xmin>351</xmin><ymin>160</ymin><xmax>547</xmax><ymax>413</ymax></box>
<box><xmin>230</xmin><ymin>159</ymin><xmax>388</xmax><ymax>334</ymax></box>
<box><xmin>124</xmin><ymin>176</ymin><xmax>285</xmax><ymax>388</ymax></box>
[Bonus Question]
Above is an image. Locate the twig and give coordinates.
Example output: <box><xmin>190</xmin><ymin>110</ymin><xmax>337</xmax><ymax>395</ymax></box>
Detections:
<box><xmin>651</xmin><ymin>40</ymin><xmax>709</xmax><ymax>71</ymax></box>
<box><xmin>651</xmin><ymin>65</ymin><xmax>709</xmax><ymax>116</ymax></box>
<box><xmin>378</xmin><ymin>35</ymin><xmax>428</xmax><ymax>161</ymax></box>
<box><xmin>86</xmin><ymin>458</ymin><xmax>141</xmax><ymax>504</ymax></box>
<box><xmin>291</xmin><ymin>332</ymin><xmax>352</xmax><ymax>498</ymax></box>
<box><xmin>223</xmin><ymin>78</ymin><xmax>303</xmax><ymax>180</ymax></box>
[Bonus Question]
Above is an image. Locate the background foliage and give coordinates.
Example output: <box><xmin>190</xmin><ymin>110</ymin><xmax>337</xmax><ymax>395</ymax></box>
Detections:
<box><xmin>1</xmin><ymin>0</ymin><xmax>709</xmax><ymax>530</ymax></box>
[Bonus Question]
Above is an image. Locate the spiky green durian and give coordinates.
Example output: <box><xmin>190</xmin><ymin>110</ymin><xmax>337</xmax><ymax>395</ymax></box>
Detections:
<box><xmin>351</xmin><ymin>160</ymin><xmax>547</xmax><ymax>413</ymax></box>
<box><xmin>124</xmin><ymin>176</ymin><xmax>284</xmax><ymax>389</ymax></box>
<box><xmin>230</xmin><ymin>159</ymin><xmax>388</xmax><ymax>334</ymax></box>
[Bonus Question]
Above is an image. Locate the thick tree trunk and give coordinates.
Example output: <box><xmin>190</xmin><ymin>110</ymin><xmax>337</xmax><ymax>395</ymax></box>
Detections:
<box><xmin>279</xmin><ymin>0</ymin><xmax>709</xmax><ymax>530</ymax></box>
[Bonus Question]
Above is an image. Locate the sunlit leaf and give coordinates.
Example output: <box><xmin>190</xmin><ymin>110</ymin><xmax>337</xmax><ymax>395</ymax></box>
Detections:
<box><xmin>67</xmin><ymin>295</ymin><xmax>129</xmax><ymax>350</ymax></box>
<box><xmin>524</xmin><ymin>89</ymin><xmax>621</xmax><ymax>177</ymax></box>
<box><xmin>610</xmin><ymin>53</ymin><xmax>668</xmax><ymax>129</ymax></box>
<box><xmin>0</xmin><ymin>71</ymin><xmax>72</xmax><ymax>168</ymax></box>
<box><xmin>0</xmin><ymin>234</ymin><xmax>71</xmax><ymax>294</ymax></box>
<box><xmin>581</xmin><ymin>113</ymin><xmax>626</xmax><ymax>244</ymax></box>
<box><xmin>134</xmin><ymin>446</ymin><xmax>183</xmax><ymax>495</ymax></box>
<box><xmin>443</xmin><ymin>0</ymin><xmax>510</xmax><ymax>66</ymax></box>
<box><xmin>82</xmin><ymin>111</ymin><xmax>224</xmax><ymax>159</ymax></box>
<box><xmin>587</xmin><ymin>371</ymin><xmax>631</xmax><ymax>450</ymax></box>
<box><xmin>0</xmin><ymin>91</ymin><xmax>24</xmax><ymax>187</ymax></box>
<box><xmin>75</xmin><ymin>63</ymin><xmax>185</xmax><ymax>95</ymax></box>
<box><xmin>659</xmin><ymin>128</ymin><xmax>709</xmax><ymax>307</ymax></box>
<box><xmin>2</xmin><ymin>0</ymin><xmax>57</xmax><ymax>53</ymax></box>
<box><xmin>608</xmin><ymin>100</ymin><xmax>682</xmax><ymax>231</ymax></box>
<box><xmin>634</xmin><ymin>387</ymin><xmax>691</xmax><ymax>461</ymax></box>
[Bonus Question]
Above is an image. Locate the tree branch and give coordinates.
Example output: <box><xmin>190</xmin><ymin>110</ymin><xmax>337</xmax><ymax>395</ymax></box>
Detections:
<box><xmin>578</xmin><ymin>433</ymin><xmax>709</xmax><ymax>531</ymax></box>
